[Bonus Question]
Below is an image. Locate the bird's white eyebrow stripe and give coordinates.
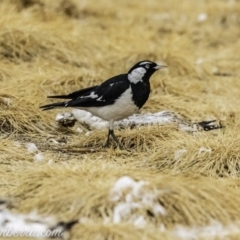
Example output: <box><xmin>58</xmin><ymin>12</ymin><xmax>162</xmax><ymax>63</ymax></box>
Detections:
<box><xmin>139</xmin><ymin>61</ymin><xmax>151</xmax><ymax>65</ymax></box>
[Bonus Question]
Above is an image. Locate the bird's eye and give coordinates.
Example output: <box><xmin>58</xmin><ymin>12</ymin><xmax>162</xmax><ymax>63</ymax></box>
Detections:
<box><xmin>145</xmin><ymin>64</ymin><xmax>150</xmax><ymax>69</ymax></box>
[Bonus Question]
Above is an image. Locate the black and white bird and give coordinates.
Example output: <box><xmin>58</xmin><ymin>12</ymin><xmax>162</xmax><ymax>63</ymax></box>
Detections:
<box><xmin>40</xmin><ymin>60</ymin><xmax>167</xmax><ymax>149</ymax></box>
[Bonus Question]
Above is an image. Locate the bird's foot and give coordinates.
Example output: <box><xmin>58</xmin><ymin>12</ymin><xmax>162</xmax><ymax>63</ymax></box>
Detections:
<box><xmin>103</xmin><ymin>140</ymin><xmax>124</xmax><ymax>150</ymax></box>
<box><xmin>110</xmin><ymin>129</ymin><xmax>124</xmax><ymax>150</ymax></box>
<box><xmin>103</xmin><ymin>129</ymin><xmax>124</xmax><ymax>150</ymax></box>
<box><xmin>103</xmin><ymin>140</ymin><xmax>110</xmax><ymax>148</ymax></box>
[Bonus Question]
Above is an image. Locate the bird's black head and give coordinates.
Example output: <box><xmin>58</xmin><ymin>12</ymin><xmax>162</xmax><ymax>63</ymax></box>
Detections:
<box><xmin>127</xmin><ymin>60</ymin><xmax>167</xmax><ymax>84</ymax></box>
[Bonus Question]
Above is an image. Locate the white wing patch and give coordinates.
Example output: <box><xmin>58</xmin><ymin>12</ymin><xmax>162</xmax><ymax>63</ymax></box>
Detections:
<box><xmin>97</xmin><ymin>96</ymin><xmax>105</xmax><ymax>101</ymax></box>
<box><xmin>90</xmin><ymin>92</ymin><xmax>98</xmax><ymax>98</ymax></box>
<box><xmin>128</xmin><ymin>67</ymin><xmax>146</xmax><ymax>84</ymax></box>
<box><xmin>80</xmin><ymin>91</ymin><xmax>98</xmax><ymax>99</ymax></box>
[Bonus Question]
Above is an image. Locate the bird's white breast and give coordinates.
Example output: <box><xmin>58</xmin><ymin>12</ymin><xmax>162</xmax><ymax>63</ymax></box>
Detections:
<box><xmin>80</xmin><ymin>87</ymin><xmax>138</xmax><ymax>121</ymax></box>
<box><xmin>128</xmin><ymin>67</ymin><xmax>146</xmax><ymax>84</ymax></box>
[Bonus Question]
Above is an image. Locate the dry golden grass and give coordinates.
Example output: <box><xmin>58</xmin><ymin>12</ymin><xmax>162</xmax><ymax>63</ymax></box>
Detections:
<box><xmin>1</xmin><ymin>0</ymin><xmax>240</xmax><ymax>239</ymax></box>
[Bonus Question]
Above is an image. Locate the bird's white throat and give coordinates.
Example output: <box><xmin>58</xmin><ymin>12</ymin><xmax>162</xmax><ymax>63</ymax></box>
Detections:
<box><xmin>128</xmin><ymin>67</ymin><xmax>146</xmax><ymax>84</ymax></box>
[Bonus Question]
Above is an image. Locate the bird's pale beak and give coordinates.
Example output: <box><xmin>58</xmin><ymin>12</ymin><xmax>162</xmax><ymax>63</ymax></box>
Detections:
<box><xmin>154</xmin><ymin>64</ymin><xmax>168</xmax><ymax>70</ymax></box>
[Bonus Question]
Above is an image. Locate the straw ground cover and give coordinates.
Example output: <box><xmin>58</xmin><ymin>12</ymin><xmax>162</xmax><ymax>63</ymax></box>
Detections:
<box><xmin>1</xmin><ymin>0</ymin><xmax>240</xmax><ymax>239</ymax></box>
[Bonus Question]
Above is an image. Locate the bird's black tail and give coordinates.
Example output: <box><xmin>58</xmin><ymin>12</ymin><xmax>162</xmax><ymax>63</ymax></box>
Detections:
<box><xmin>47</xmin><ymin>95</ymin><xmax>69</xmax><ymax>99</ymax></box>
<box><xmin>40</xmin><ymin>101</ymin><xmax>66</xmax><ymax>111</ymax></box>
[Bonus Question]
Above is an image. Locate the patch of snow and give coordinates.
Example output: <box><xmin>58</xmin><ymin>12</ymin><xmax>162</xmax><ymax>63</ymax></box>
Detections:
<box><xmin>196</xmin><ymin>58</ymin><xmax>204</xmax><ymax>65</ymax></box>
<box><xmin>198</xmin><ymin>147</ymin><xmax>212</xmax><ymax>155</ymax></box>
<box><xmin>79</xmin><ymin>217</ymin><xmax>90</xmax><ymax>224</ymax></box>
<box><xmin>48</xmin><ymin>138</ymin><xmax>59</xmax><ymax>145</ymax></box>
<box><xmin>26</xmin><ymin>143</ymin><xmax>38</xmax><ymax>154</ymax></box>
<box><xmin>72</xmin><ymin>110</ymin><xmax>176</xmax><ymax>130</ymax></box>
<box><xmin>159</xmin><ymin>224</ymin><xmax>166</xmax><ymax>232</ymax></box>
<box><xmin>0</xmin><ymin>207</ymin><xmax>56</xmax><ymax>237</ymax></box>
<box><xmin>109</xmin><ymin>176</ymin><xmax>166</xmax><ymax>226</ymax></box>
<box><xmin>197</xmin><ymin>13</ymin><xmax>208</xmax><ymax>22</ymax></box>
<box><xmin>25</xmin><ymin>143</ymin><xmax>46</xmax><ymax>162</ymax></box>
<box><xmin>76</xmin><ymin>127</ymin><xmax>83</xmax><ymax>133</ymax></box>
<box><xmin>13</xmin><ymin>141</ymin><xmax>21</xmax><ymax>148</ymax></box>
<box><xmin>55</xmin><ymin>112</ymin><xmax>76</xmax><ymax>127</ymax></box>
<box><xmin>55</xmin><ymin>112</ymin><xmax>74</xmax><ymax>122</ymax></box>
<box><xmin>119</xmin><ymin>110</ymin><xmax>175</xmax><ymax>126</ymax></box>
<box><xmin>179</xmin><ymin>124</ymin><xmax>197</xmax><ymax>132</ymax></box>
<box><xmin>172</xmin><ymin>220</ymin><xmax>240</xmax><ymax>239</ymax></box>
<box><xmin>85</xmin><ymin>131</ymin><xmax>91</xmax><ymax>136</ymax></box>
<box><xmin>175</xmin><ymin>149</ymin><xmax>187</xmax><ymax>161</ymax></box>
<box><xmin>109</xmin><ymin>176</ymin><xmax>143</xmax><ymax>201</ymax></box>
<box><xmin>112</xmin><ymin>202</ymin><xmax>133</xmax><ymax>223</ymax></box>
<box><xmin>153</xmin><ymin>203</ymin><xmax>166</xmax><ymax>216</ymax></box>
<box><xmin>62</xmin><ymin>110</ymin><xmax>220</xmax><ymax>133</ymax></box>
<box><xmin>0</xmin><ymin>202</ymin><xmax>76</xmax><ymax>238</ymax></box>
<box><xmin>48</xmin><ymin>159</ymin><xmax>54</xmax><ymax>165</ymax></box>
<box><xmin>34</xmin><ymin>153</ymin><xmax>44</xmax><ymax>162</ymax></box>
<box><xmin>1</xmin><ymin>97</ymin><xmax>11</xmax><ymax>106</ymax></box>
<box><xmin>133</xmin><ymin>215</ymin><xmax>146</xmax><ymax>228</ymax></box>
<box><xmin>212</xmin><ymin>66</ymin><xmax>219</xmax><ymax>74</ymax></box>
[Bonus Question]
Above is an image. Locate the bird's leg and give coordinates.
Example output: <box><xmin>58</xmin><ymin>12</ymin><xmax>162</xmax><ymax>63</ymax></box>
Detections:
<box><xmin>103</xmin><ymin>129</ymin><xmax>124</xmax><ymax>149</ymax></box>
<box><xmin>103</xmin><ymin>120</ymin><xmax>124</xmax><ymax>150</ymax></box>
<box><xmin>109</xmin><ymin>129</ymin><xmax>124</xmax><ymax>150</ymax></box>
<box><xmin>103</xmin><ymin>129</ymin><xmax>111</xmax><ymax>148</ymax></box>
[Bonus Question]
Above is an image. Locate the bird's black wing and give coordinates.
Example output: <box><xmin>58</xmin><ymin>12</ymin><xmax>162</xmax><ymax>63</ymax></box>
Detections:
<box><xmin>47</xmin><ymin>85</ymin><xmax>98</xmax><ymax>99</ymax></box>
<box><xmin>66</xmin><ymin>74</ymin><xmax>130</xmax><ymax>107</ymax></box>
